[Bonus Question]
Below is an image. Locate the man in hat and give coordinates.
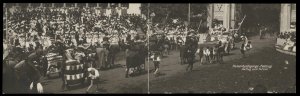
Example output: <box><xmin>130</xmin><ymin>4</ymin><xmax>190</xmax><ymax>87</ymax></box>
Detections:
<box><xmin>186</xmin><ymin>47</ymin><xmax>195</xmax><ymax>71</ymax></box>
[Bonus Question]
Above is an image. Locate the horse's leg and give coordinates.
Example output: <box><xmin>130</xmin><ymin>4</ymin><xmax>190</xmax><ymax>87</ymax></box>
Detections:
<box><xmin>179</xmin><ymin>53</ymin><xmax>182</xmax><ymax>64</ymax></box>
<box><xmin>125</xmin><ymin>58</ymin><xmax>130</xmax><ymax>78</ymax></box>
<box><xmin>112</xmin><ymin>54</ymin><xmax>116</xmax><ymax>67</ymax></box>
<box><xmin>61</xmin><ymin>71</ymin><xmax>66</xmax><ymax>90</ymax></box>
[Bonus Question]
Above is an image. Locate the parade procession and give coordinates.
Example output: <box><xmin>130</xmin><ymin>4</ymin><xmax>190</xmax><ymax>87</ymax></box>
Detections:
<box><xmin>3</xmin><ymin>3</ymin><xmax>296</xmax><ymax>94</ymax></box>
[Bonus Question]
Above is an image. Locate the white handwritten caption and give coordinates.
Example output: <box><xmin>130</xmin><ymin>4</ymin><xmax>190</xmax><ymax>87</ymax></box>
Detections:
<box><xmin>232</xmin><ymin>65</ymin><xmax>272</xmax><ymax>71</ymax></box>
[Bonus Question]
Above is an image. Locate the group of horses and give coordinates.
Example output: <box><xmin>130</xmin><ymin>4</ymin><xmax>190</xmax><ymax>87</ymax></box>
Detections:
<box><xmin>3</xmin><ymin>32</ymin><xmax>237</xmax><ymax>93</ymax></box>
<box><xmin>178</xmin><ymin>34</ymin><xmax>235</xmax><ymax>65</ymax></box>
<box><xmin>3</xmin><ymin>37</ymin><xmax>151</xmax><ymax>93</ymax></box>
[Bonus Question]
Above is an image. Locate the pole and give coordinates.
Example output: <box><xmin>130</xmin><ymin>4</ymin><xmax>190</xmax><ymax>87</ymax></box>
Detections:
<box><xmin>188</xmin><ymin>3</ymin><xmax>190</xmax><ymax>23</ymax></box>
<box><xmin>147</xmin><ymin>3</ymin><xmax>150</xmax><ymax>94</ymax></box>
<box><xmin>197</xmin><ymin>19</ymin><xmax>203</xmax><ymax>33</ymax></box>
<box><xmin>148</xmin><ymin>3</ymin><xmax>150</xmax><ymax>20</ymax></box>
<box><xmin>237</xmin><ymin>15</ymin><xmax>246</xmax><ymax>32</ymax></box>
<box><xmin>6</xmin><ymin>8</ymin><xmax>8</xmax><ymax>45</ymax></box>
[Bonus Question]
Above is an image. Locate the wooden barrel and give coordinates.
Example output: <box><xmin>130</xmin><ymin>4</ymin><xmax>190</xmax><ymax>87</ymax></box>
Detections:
<box><xmin>64</xmin><ymin>60</ymin><xmax>85</xmax><ymax>86</ymax></box>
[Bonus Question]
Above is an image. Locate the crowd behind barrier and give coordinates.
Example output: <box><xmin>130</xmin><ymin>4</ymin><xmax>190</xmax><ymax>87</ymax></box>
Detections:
<box><xmin>276</xmin><ymin>31</ymin><xmax>296</xmax><ymax>53</ymax></box>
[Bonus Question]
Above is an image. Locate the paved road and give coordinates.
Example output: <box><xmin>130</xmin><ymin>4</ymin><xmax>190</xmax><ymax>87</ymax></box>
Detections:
<box><xmin>41</xmin><ymin>35</ymin><xmax>296</xmax><ymax>93</ymax></box>
<box><xmin>148</xmin><ymin>36</ymin><xmax>296</xmax><ymax>93</ymax></box>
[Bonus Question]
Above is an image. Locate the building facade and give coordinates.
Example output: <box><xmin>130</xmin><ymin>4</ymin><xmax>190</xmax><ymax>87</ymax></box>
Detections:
<box><xmin>4</xmin><ymin>3</ymin><xmax>142</xmax><ymax>16</ymax></box>
<box><xmin>280</xmin><ymin>4</ymin><xmax>296</xmax><ymax>33</ymax></box>
<box><xmin>207</xmin><ymin>4</ymin><xmax>296</xmax><ymax>33</ymax></box>
<box><xmin>207</xmin><ymin>4</ymin><xmax>242</xmax><ymax>31</ymax></box>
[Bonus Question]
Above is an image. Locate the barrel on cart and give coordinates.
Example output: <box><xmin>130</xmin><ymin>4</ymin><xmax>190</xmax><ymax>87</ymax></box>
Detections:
<box><xmin>63</xmin><ymin>59</ymin><xmax>87</xmax><ymax>89</ymax></box>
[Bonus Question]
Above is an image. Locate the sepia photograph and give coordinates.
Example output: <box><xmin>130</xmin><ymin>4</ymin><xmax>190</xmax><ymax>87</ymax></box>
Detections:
<box><xmin>2</xmin><ymin>3</ymin><xmax>296</xmax><ymax>94</ymax></box>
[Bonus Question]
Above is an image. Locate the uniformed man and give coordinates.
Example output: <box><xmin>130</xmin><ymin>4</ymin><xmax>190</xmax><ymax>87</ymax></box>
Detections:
<box><xmin>186</xmin><ymin>47</ymin><xmax>195</xmax><ymax>71</ymax></box>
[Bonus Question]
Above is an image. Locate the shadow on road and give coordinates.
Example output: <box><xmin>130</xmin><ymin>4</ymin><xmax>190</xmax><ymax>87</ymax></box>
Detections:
<box><xmin>155</xmin><ymin>73</ymin><xmax>166</xmax><ymax>77</ymax></box>
<box><xmin>95</xmin><ymin>87</ymin><xmax>108</xmax><ymax>93</ymax></box>
<box><xmin>129</xmin><ymin>70</ymin><xmax>148</xmax><ymax>77</ymax></box>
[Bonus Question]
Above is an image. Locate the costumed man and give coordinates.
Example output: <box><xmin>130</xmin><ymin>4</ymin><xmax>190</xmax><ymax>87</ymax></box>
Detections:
<box><xmin>85</xmin><ymin>67</ymin><xmax>100</xmax><ymax>93</ymax></box>
<box><xmin>186</xmin><ymin>47</ymin><xmax>195</xmax><ymax>71</ymax></box>
<box><xmin>185</xmin><ymin>32</ymin><xmax>197</xmax><ymax>71</ymax></box>
<box><xmin>150</xmin><ymin>51</ymin><xmax>161</xmax><ymax>76</ymax></box>
<box><xmin>186</xmin><ymin>32</ymin><xmax>198</xmax><ymax>53</ymax></box>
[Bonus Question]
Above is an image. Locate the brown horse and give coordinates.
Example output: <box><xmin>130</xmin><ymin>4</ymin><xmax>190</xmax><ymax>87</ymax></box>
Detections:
<box><xmin>125</xmin><ymin>42</ymin><xmax>147</xmax><ymax>78</ymax></box>
<box><xmin>3</xmin><ymin>48</ymin><xmax>45</xmax><ymax>93</ymax></box>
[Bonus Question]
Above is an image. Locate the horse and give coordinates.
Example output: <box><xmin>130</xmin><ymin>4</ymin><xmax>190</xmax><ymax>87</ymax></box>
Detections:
<box><xmin>3</xmin><ymin>48</ymin><xmax>45</xmax><ymax>93</ymax></box>
<box><xmin>107</xmin><ymin>43</ymin><xmax>120</xmax><ymax>68</ymax></box>
<box><xmin>179</xmin><ymin>44</ymin><xmax>188</xmax><ymax>65</ymax></box>
<box><xmin>163</xmin><ymin>38</ymin><xmax>171</xmax><ymax>55</ymax></box>
<box><xmin>125</xmin><ymin>41</ymin><xmax>147</xmax><ymax>78</ymax></box>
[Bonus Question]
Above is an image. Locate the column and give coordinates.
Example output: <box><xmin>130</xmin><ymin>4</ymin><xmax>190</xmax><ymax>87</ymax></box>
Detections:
<box><xmin>117</xmin><ymin>3</ymin><xmax>122</xmax><ymax>17</ymax></box>
<box><xmin>97</xmin><ymin>3</ymin><xmax>99</xmax><ymax>7</ymax></box>
<box><xmin>28</xmin><ymin>3</ymin><xmax>31</xmax><ymax>7</ymax></box>
<box><xmin>280</xmin><ymin>4</ymin><xmax>291</xmax><ymax>33</ymax></box>
<box><xmin>108</xmin><ymin>3</ymin><xmax>111</xmax><ymax>8</ymax></box>
<box><xmin>40</xmin><ymin>3</ymin><xmax>43</xmax><ymax>7</ymax></box>
<box><xmin>127</xmin><ymin>3</ymin><xmax>141</xmax><ymax>15</ymax></box>
<box><xmin>75</xmin><ymin>3</ymin><xmax>77</xmax><ymax>7</ymax></box>
<box><xmin>52</xmin><ymin>3</ymin><xmax>54</xmax><ymax>7</ymax></box>
<box><xmin>223</xmin><ymin>4</ymin><xmax>230</xmax><ymax>31</ymax></box>
<box><xmin>207</xmin><ymin>4</ymin><xmax>214</xmax><ymax>28</ymax></box>
<box><xmin>106</xmin><ymin>3</ymin><xmax>112</xmax><ymax>17</ymax></box>
<box><xmin>118</xmin><ymin>3</ymin><xmax>121</xmax><ymax>7</ymax></box>
<box><xmin>63</xmin><ymin>3</ymin><xmax>66</xmax><ymax>7</ymax></box>
<box><xmin>86</xmin><ymin>3</ymin><xmax>88</xmax><ymax>7</ymax></box>
<box><xmin>230</xmin><ymin>4</ymin><xmax>236</xmax><ymax>30</ymax></box>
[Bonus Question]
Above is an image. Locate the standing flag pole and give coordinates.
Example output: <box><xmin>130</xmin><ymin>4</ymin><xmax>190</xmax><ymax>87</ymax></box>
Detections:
<box><xmin>188</xmin><ymin>3</ymin><xmax>191</xmax><ymax>23</ymax></box>
<box><xmin>147</xmin><ymin>3</ymin><xmax>151</xmax><ymax>94</ymax></box>
<box><xmin>197</xmin><ymin>19</ymin><xmax>203</xmax><ymax>33</ymax></box>
<box><xmin>237</xmin><ymin>15</ymin><xmax>246</xmax><ymax>33</ymax></box>
<box><xmin>6</xmin><ymin>7</ymin><xmax>8</xmax><ymax>46</ymax></box>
